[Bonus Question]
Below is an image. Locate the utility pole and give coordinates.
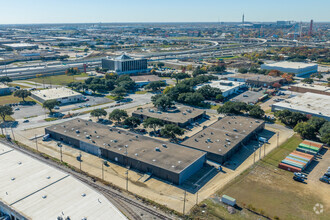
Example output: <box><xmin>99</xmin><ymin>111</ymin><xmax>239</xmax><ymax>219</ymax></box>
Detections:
<box><xmin>57</xmin><ymin>142</ymin><xmax>62</xmax><ymax>162</ymax></box>
<box><xmin>125</xmin><ymin>169</ymin><xmax>129</xmax><ymax>191</ymax></box>
<box><xmin>10</xmin><ymin>126</ymin><xmax>15</xmax><ymax>141</ymax></box>
<box><xmin>102</xmin><ymin>161</ymin><xmax>104</xmax><ymax>180</ymax></box>
<box><xmin>183</xmin><ymin>190</ymin><xmax>187</xmax><ymax>215</ymax></box>
<box><xmin>35</xmin><ymin>134</ymin><xmax>38</xmax><ymax>151</ymax></box>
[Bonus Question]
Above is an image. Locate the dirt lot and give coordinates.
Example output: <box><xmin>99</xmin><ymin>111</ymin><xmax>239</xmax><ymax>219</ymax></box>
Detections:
<box><xmin>191</xmin><ymin>135</ymin><xmax>330</xmax><ymax>220</ymax></box>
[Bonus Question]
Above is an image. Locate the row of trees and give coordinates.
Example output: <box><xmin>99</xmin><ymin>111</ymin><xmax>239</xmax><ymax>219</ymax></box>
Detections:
<box><xmin>68</xmin><ymin>73</ymin><xmax>136</xmax><ymax>98</ymax></box>
<box><xmin>90</xmin><ymin>109</ymin><xmax>184</xmax><ymax>140</ymax></box>
<box><xmin>150</xmin><ymin>75</ymin><xmax>220</xmax><ymax>108</ymax></box>
<box><xmin>217</xmin><ymin>101</ymin><xmax>265</xmax><ymax>119</ymax></box>
<box><xmin>294</xmin><ymin>117</ymin><xmax>330</xmax><ymax>145</ymax></box>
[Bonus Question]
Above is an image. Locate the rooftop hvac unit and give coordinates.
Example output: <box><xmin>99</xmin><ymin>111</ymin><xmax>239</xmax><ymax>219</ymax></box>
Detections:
<box><xmin>226</xmin><ymin>138</ymin><xmax>230</xmax><ymax>142</ymax></box>
<box><xmin>210</xmin><ymin>132</ymin><xmax>214</xmax><ymax>135</ymax></box>
<box><xmin>195</xmin><ymin>139</ymin><xmax>198</xmax><ymax>142</ymax></box>
<box><xmin>226</xmin><ymin>133</ymin><xmax>229</xmax><ymax>136</ymax></box>
<box><xmin>76</xmin><ymin>130</ymin><xmax>80</xmax><ymax>133</ymax></box>
<box><xmin>136</xmin><ymin>135</ymin><xmax>139</xmax><ymax>138</ymax></box>
<box><xmin>135</xmin><ymin>153</ymin><xmax>138</xmax><ymax>156</ymax></box>
<box><xmin>233</xmin><ymin>128</ymin><xmax>237</xmax><ymax>132</ymax></box>
<box><xmin>162</xmin><ymin>144</ymin><xmax>167</xmax><ymax>148</ymax></box>
<box><xmin>109</xmin><ymin>128</ymin><xmax>112</xmax><ymax>131</ymax></box>
<box><xmin>155</xmin><ymin>147</ymin><xmax>160</xmax><ymax>152</ymax></box>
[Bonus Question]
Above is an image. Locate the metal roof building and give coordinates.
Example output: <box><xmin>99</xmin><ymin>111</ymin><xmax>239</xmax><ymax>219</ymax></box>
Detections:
<box><xmin>0</xmin><ymin>143</ymin><xmax>127</xmax><ymax>220</ymax></box>
<box><xmin>45</xmin><ymin>119</ymin><xmax>206</xmax><ymax>185</ymax></box>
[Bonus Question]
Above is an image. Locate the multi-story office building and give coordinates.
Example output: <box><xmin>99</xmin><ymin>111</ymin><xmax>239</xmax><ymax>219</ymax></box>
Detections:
<box><xmin>102</xmin><ymin>54</ymin><xmax>148</xmax><ymax>75</ymax></box>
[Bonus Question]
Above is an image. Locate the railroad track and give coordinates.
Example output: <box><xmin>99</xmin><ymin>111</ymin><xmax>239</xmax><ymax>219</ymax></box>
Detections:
<box><xmin>0</xmin><ymin>139</ymin><xmax>172</xmax><ymax>220</ymax></box>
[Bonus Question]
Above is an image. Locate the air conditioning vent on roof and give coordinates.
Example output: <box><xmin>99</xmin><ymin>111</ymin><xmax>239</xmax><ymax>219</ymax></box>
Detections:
<box><xmin>162</xmin><ymin>144</ymin><xmax>167</xmax><ymax>148</ymax></box>
<box><xmin>155</xmin><ymin>147</ymin><xmax>160</xmax><ymax>152</ymax></box>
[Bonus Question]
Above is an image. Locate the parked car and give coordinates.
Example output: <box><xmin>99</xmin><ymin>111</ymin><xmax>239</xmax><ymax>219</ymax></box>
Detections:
<box><xmin>293</xmin><ymin>176</ymin><xmax>305</xmax><ymax>183</ymax></box>
<box><xmin>14</xmin><ymin>108</ymin><xmax>20</xmax><ymax>111</ymax></box>
<box><xmin>54</xmin><ymin>106</ymin><xmax>60</xmax><ymax>110</ymax></box>
<box><xmin>294</xmin><ymin>172</ymin><xmax>306</xmax><ymax>179</ymax></box>
<box><xmin>319</xmin><ymin>175</ymin><xmax>330</xmax><ymax>184</ymax></box>
<box><xmin>23</xmin><ymin>119</ymin><xmax>29</xmax><ymax>123</ymax></box>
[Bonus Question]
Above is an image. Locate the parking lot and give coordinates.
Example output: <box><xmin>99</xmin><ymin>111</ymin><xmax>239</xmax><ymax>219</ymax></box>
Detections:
<box><xmin>50</xmin><ymin>95</ymin><xmax>113</xmax><ymax>112</ymax></box>
<box><xmin>12</xmin><ymin>103</ymin><xmax>46</xmax><ymax>119</ymax></box>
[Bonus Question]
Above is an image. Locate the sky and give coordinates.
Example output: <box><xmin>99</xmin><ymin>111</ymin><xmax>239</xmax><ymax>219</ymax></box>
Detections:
<box><xmin>0</xmin><ymin>0</ymin><xmax>329</xmax><ymax>24</ymax></box>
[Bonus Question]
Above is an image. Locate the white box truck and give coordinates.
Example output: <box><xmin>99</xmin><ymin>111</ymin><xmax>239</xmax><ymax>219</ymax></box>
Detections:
<box><xmin>221</xmin><ymin>195</ymin><xmax>236</xmax><ymax>206</ymax></box>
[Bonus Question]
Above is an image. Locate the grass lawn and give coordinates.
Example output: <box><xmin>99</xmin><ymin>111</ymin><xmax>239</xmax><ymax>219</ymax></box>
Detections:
<box><xmin>18</xmin><ymin>73</ymin><xmax>89</xmax><ymax>86</ymax></box>
<box><xmin>44</xmin><ymin>117</ymin><xmax>58</xmax><ymax>122</ymax></box>
<box><xmin>0</xmin><ymin>94</ymin><xmax>33</xmax><ymax>105</ymax></box>
<box><xmin>190</xmin><ymin>135</ymin><xmax>329</xmax><ymax>220</ymax></box>
<box><xmin>210</xmin><ymin>105</ymin><xmax>220</xmax><ymax>110</ymax></box>
<box><xmin>135</xmin><ymin>90</ymin><xmax>148</xmax><ymax>94</ymax></box>
<box><xmin>8</xmin><ymin>83</ymin><xmax>30</xmax><ymax>89</ymax></box>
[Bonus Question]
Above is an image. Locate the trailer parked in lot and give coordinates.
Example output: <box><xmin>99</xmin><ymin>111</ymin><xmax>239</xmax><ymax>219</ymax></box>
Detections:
<box><xmin>221</xmin><ymin>195</ymin><xmax>236</xmax><ymax>206</ymax></box>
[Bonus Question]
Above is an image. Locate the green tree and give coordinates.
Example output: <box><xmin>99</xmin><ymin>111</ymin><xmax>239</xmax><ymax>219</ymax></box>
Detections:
<box><xmin>216</xmin><ymin>94</ymin><xmax>225</xmax><ymax>102</ymax></box>
<box><xmin>144</xmin><ymin>81</ymin><xmax>166</xmax><ymax>92</ymax></box>
<box><xmin>123</xmin><ymin>116</ymin><xmax>141</xmax><ymax>129</ymax></box>
<box><xmin>192</xmin><ymin>66</ymin><xmax>207</xmax><ymax>77</ymax></box>
<box><xmin>108</xmin><ymin>109</ymin><xmax>128</xmax><ymax>123</ymax></box>
<box><xmin>301</xmin><ymin>78</ymin><xmax>313</xmax><ymax>84</ymax></box>
<box><xmin>0</xmin><ymin>76</ymin><xmax>12</xmax><ymax>85</ymax></box>
<box><xmin>0</xmin><ymin>105</ymin><xmax>13</xmax><ymax>122</ymax></box>
<box><xmin>161</xmin><ymin>124</ymin><xmax>184</xmax><ymax>140</ymax></box>
<box><xmin>238</xmin><ymin>68</ymin><xmax>248</xmax><ymax>74</ymax></box>
<box><xmin>43</xmin><ymin>100</ymin><xmax>60</xmax><ymax>114</ymax></box>
<box><xmin>274</xmin><ymin>110</ymin><xmax>307</xmax><ymax>127</ymax></box>
<box><xmin>248</xmin><ymin>105</ymin><xmax>265</xmax><ymax>119</ymax></box>
<box><xmin>178</xmin><ymin>92</ymin><xmax>204</xmax><ymax>106</ymax></box>
<box><xmin>307</xmin><ymin>117</ymin><xmax>326</xmax><ymax>131</ymax></box>
<box><xmin>152</xmin><ymin>94</ymin><xmax>174</xmax><ymax>110</ymax></box>
<box><xmin>111</xmin><ymin>87</ymin><xmax>127</xmax><ymax>97</ymax></box>
<box><xmin>197</xmin><ymin>85</ymin><xmax>222</xmax><ymax>100</ymax></box>
<box><xmin>90</xmin><ymin>109</ymin><xmax>107</xmax><ymax>120</ymax></box>
<box><xmin>319</xmin><ymin>122</ymin><xmax>330</xmax><ymax>145</ymax></box>
<box><xmin>171</xmin><ymin>72</ymin><xmax>190</xmax><ymax>84</ymax></box>
<box><xmin>294</xmin><ymin>122</ymin><xmax>317</xmax><ymax>140</ymax></box>
<box><xmin>14</xmin><ymin>90</ymin><xmax>31</xmax><ymax>102</ymax></box>
<box><xmin>217</xmin><ymin>101</ymin><xmax>248</xmax><ymax>115</ymax></box>
<box><xmin>143</xmin><ymin>117</ymin><xmax>164</xmax><ymax>134</ymax></box>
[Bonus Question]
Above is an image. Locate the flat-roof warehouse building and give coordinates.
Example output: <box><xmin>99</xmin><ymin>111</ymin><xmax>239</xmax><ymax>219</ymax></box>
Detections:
<box><xmin>45</xmin><ymin>119</ymin><xmax>206</xmax><ymax>185</ymax></box>
<box><xmin>272</xmin><ymin>92</ymin><xmax>330</xmax><ymax>121</ymax></box>
<box><xmin>31</xmin><ymin>87</ymin><xmax>84</xmax><ymax>104</ymax></box>
<box><xmin>182</xmin><ymin>116</ymin><xmax>265</xmax><ymax>163</ymax></box>
<box><xmin>132</xmin><ymin>105</ymin><xmax>206</xmax><ymax>128</ymax></box>
<box><xmin>0</xmin><ymin>143</ymin><xmax>127</xmax><ymax>220</ymax></box>
<box><xmin>261</xmin><ymin>61</ymin><xmax>318</xmax><ymax>77</ymax></box>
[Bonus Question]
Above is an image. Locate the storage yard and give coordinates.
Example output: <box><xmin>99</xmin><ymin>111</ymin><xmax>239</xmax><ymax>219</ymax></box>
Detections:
<box><xmin>191</xmin><ymin>135</ymin><xmax>330</xmax><ymax>220</ymax></box>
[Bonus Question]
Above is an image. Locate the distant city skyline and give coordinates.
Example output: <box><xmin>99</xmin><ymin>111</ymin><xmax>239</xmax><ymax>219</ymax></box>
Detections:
<box><xmin>0</xmin><ymin>0</ymin><xmax>329</xmax><ymax>24</ymax></box>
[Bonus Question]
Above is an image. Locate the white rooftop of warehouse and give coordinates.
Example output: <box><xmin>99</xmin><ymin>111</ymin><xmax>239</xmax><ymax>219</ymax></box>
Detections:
<box><xmin>2</xmin><ymin>43</ymin><xmax>37</xmax><ymax>47</ymax></box>
<box><xmin>263</xmin><ymin>61</ymin><xmax>317</xmax><ymax>69</ymax></box>
<box><xmin>272</xmin><ymin>92</ymin><xmax>330</xmax><ymax>117</ymax></box>
<box><xmin>31</xmin><ymin>87</ymin><xmax>82</xmax><ymax>101</ymax></box>
<box><xmin>0</xmin><ymin>142</ymin><xmax>126</xmax><ymax>220</ymax></box>
<box><xmin>291</xmin><ymin>83</ymin><xmax>330</xmax><ymax>94</ymax></box>
<box><xmin>195</xmin><ymin>79</ymin><xmax>245</xmax><ymax>92</ymax></box>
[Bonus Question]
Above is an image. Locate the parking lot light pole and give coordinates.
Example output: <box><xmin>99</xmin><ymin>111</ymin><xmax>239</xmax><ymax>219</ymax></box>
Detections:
<box><xmin>183</xmin><ymin>190</ymin><xmax>187</xmax><ymax>215</ymax></box>
<box><xmin>57</xmin><ymin>142</ymin><xmax>62</xmax><ymax>162</ymax></box>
